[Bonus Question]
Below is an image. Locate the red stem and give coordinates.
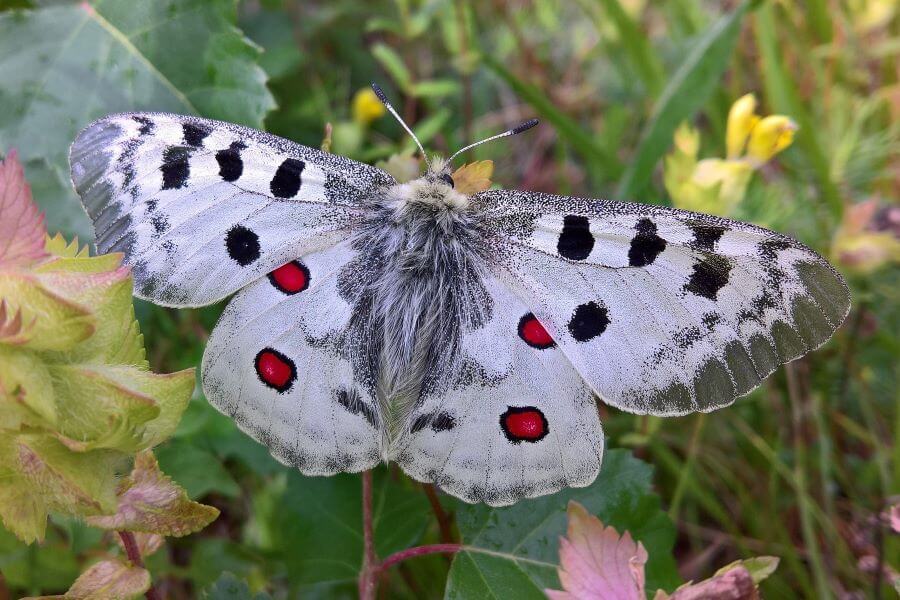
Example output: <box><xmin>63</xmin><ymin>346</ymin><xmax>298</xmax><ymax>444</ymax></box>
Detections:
<box><xmin>380</xmin><ymin>544</ymin><xmax>465</xmax><ymax>572</ymax></box>
<box><xmin>117</xmin><ymin>531</ymin><xmax>160</xmax><ymax>600</ymax></box>
<box><xmin>359</xmin><ymin>471</ymin><xmax>378</xmax><ymax>600</ymax></box>
<box><xmin>358</xmin><ymin>471</ymin><xmax>464</xmax><ymax>599</ymax></box>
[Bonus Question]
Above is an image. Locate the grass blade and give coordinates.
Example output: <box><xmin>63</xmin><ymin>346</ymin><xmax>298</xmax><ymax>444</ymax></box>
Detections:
<box><xmin>482</xmin><ymin>54</ymin><xmax>622</xmax><ymax>179</ymax></box>
<box><xmin>615</xmin><ymin>1</ymin><xmax>750</xmax><ymax>201</ymax></box>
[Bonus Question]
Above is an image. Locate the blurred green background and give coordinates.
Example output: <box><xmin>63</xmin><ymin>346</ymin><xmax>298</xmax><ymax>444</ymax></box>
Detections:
<box><xmin>0</xmin><ymin>0</ymin><xmax>898</xmax><ymax>598</ymax></box>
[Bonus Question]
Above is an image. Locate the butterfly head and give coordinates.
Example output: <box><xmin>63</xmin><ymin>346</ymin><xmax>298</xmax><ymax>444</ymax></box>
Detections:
<box><xmin>393</xmin><ymin>158</ymin><xmax>468</xmax><ymax>214</ymax></box>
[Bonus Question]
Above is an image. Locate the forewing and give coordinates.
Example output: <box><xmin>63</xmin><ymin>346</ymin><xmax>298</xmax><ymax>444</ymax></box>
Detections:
<box><xmin>69</xmin><ymin>112</ymin><xmax>394</xmax><ymax>306</ymax></box>
<box><xmin>392</xmin><ymin>268</ymin><xmax>604</xmax><ymax>506</ymax></box>
<box><xmin>476</xmin><ymin>189</ymin><xmax>850</xmax><ymax>416</ymax></box>
<box><xmin>201</xmin><ymin>241</ymin><xmax>384</xmax><ymax>474</ymax></box>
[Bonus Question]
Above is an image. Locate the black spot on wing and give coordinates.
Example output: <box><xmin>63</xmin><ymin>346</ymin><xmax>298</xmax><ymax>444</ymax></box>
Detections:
<box><xmin>216</xmin><ymin>141</ymin><xmax>245</xmax><ymax>182</ymax></box>
<box><xmin>270</xmin><ymin>158</ymin><xmax>305</xmax><ymax>198</ymax></box>
<box><xmin>161</xmin><ymin>146</ymin><xmax>190</xmax><ymax>190</ymax></box>
<box><xmin>150</xmin><ymin>212</ymin><xmax>169</xmax><ymax>236</ymax></box>
<box><xmin>335</xmin><ymin>389</ymin><xmax>378</xmax><ymax>428</ymax></box>
<box><xmin>225</xmin><ymin>224</ymin><xmax>260</xmax><ymax>266</ymax></box>
<box><xmin>132</xmin><ymin>115</ymin><xmax>153</xmax><ymax>135</ymax></box>
<box><xmin>628</xmin><ymin>218</ymin><xmax>666</xmax><ymax>266</ymax></box>
<box><xmin>410</xmin><ymin>411</ymin><xmax>456</xmax><ymax>434</ymax></box>
<box><xmin>182</xmin><ymin>122</ymin><xmax>211</xmax><ymax>147</ymax></box>
<box><xmin>690</xmin><ymin>223</ymin><xmax>726</xmax><ymax>251</ymax></box>
<box><xmin>557</xmin><ymin>215</ymin><xmax>594</xmax><ymax>260</ymax></box>
<box><xmin>568</xmin><ymin>301</ymin><xmax>609</xmax><ymax>342</ymax></box>
<box><xmin>684</xmin><ymin>254</ymin><xmax>731</xmax><ymax>300</ymax></box>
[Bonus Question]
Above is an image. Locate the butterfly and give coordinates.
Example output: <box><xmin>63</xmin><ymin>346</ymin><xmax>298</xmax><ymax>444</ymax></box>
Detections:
<box><xmin>69</xmin><ymin>85</ymin><xmax>850</xmax><ymax>507</ymax></box>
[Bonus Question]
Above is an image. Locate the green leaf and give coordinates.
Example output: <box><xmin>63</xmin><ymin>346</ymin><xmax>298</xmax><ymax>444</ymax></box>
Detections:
<box><xmin>615</xmin><ymin>2</ymin><xmax>750</xmax><ymax>201</ymax></box>
<box><xmin>482</xmin><ymin>55</ymin><xmax>622</xmax><ymax>179</ymax></box>
<box><xmin>444</xmin><ymin>449</ymin><xmax>680</xmax><ymax>598</ymax></box>
<box><xmin>0</xmin><ymin>0</ymin><xmax>274</xmax><ymax>239</ymax></box>
<box><xmin>371</xmin><ymin>43</ymin><xmax>412</xmax><ymax>91</ymax></box>
<box><xmin>269</xmin><ymin>468</ymin><xmax>430</xmax><ymax>586</ymax></box>
<box><xmin>155</xmin><ymin>439</ymin><xmax>240</xmax><ymax>500</ymax></box>
<box><xmin>202</xmin><ymin>572</ymin><xmax>272</xmax><ymax>600</ymax></box>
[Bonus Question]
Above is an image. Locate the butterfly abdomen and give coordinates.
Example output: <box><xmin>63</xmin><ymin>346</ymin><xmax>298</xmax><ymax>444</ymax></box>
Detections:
<box><xmin>338</xmin><ymin>179</ymin><xmax>492</xmax><ymax>444</ymax></box>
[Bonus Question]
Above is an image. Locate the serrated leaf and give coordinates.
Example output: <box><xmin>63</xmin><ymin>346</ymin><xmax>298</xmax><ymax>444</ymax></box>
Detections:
<box><xmin>546</xmin><ymin>501</ymin><xmax>648</xmax><ymax>600</ymax></box>
<box><xmin>0</xmin><ymin>0</ymin><xmax>275</xmax><ymax>240</ymax></box>
<box><xmin>22</xmin><ymin>558</ymin><xmax>150</xmax><ymax>600</ymax></box>
<box><xmin>0</xmin><ymin>345</ymin><xmax>58</xmax><ymax>427</ymax></box>
<box><xmin>14</xmin><ymin>435</ymin><xmax>120</xmax><ymax>516</ymax></box>
<box><xmin>47</xmin><ymin>364</ymin><xmax>160</xmax><ymax>452</ymax></box>
<box><xmin>444</xmin><ymin>450</ymin><xmax>680</xmax><ymax>599</ymax></box>
<box><xmin>0</xmin><ymin>150</ymin><xmax>47</xmax><ymax>268</ymax></box>
<box><xmin>86</xmin><ymin>451</ymin><xmax>218</xmax><ymax>536</ymax></box>
<box><xmin>0</xmin><ymin>273</ymin><xmax>95</xmax><ymax>352</ymax></box>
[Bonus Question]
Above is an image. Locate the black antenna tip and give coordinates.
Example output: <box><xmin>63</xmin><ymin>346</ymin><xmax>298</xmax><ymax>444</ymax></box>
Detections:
<box><xmin>371</xmin><ymin>83</ymin><xmax>389</xmax><ymax>105</ymax></box>
<box><xmin>512</xmin><ymin>118</ymin><xmax>539</xmax><ymax>135</ymax></box>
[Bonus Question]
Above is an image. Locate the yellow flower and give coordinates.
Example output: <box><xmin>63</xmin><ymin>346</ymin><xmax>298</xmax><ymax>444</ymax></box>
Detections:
<box><xmin>352</xmin><ymin>88</ymin><xmax>386</xmax><ymax>125</ymax></box>
<box><xmin>664</xmin><ymin>95</ymin><xmax>798</xmax><ymax>216</ymax></box>
<box><xmin>726</xmin><ymin>93</ymin><xmax>759</xmax><ymax>159</ymax></box>
<box><xmin>746</xmin><ymin>115</ymin><xmax>798</xmax><ymax>165</ymax></box>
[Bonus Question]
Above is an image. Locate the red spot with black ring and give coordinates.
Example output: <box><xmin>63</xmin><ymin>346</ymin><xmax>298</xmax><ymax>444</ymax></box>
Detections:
<box><xmin>268</xmin><ymin>260</ymin><xmax>310</xmax><ymax>294</ymax></box>
<box><xmin>254</xmin><ymin>348</ymin><xmax>296</xmax><ymax>392</ymax></box>
<box><xmin>517</xmin><ymin>313</ymin><xmax>555</xmax><ymax>349</ymax></box>
<box><xmin>500</xmin><ymin>406</ymin><xmax>549</xmax><ymax>443</ymax></box>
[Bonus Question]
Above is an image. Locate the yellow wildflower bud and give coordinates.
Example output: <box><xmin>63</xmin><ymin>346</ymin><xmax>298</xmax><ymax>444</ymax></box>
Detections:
<box><xmin>726</xmin><ymin>93</ymin><xmax>759</xmax><ymax>159</ymax></box>
<box><xmin>673</xmin><ymin>122</ymin><xmax>699</xmax><ymax>158</ymax></box>
<box><xmin>747</xmin><ymin>115</ymin><xmax>797</xmax><ymax>164</ymax></box>
<box><xmin>691</xmin><ymin>158</ymin><xmax>753</xmax><ymax>215</ymax></box>
<box><xmin>352</xmin><ymin>88</ymin><xmax>386</xmax><ymax>125</ymax></box>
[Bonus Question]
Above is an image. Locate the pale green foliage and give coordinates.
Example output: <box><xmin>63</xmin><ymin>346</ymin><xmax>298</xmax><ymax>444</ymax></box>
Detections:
<box><xmin>0</xmin><ymin>152</ymin><xmax>197</xmax><ymax>544</ymax></box>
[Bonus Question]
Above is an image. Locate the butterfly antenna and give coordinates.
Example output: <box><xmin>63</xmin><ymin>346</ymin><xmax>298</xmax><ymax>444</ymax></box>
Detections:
<box><xmin>447</xmin><ymin>118</ymin><xmax>539</xmax><ymax>163</ymax></box>
<box><xmin>371</xmin><ymin>83</ymin><xmax>431</xmax><ymax>170</ymax></box>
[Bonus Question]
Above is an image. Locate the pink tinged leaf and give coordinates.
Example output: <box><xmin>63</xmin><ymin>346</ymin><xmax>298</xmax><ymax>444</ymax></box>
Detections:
<box><xmin>86</xmin><ymin>451</ymin><xmax>219</xmax><ymax>536</ymax></box>
<box><xmin>0</xmin><ymin>150</ymin><xmax>48</xmax><ymax>268</ymax></box>
<box><xmin>0</xmin><ymin>299</ymin><xmax>34</xmax><ymax>344</ymax></box>
<box><xmin>663</xmin><ymin>566</ymin><xmax>758</xmax><ymax>600</ymax></box>
<box><xmin>21</xmin><ymin>558</ymin><xmax>150</xmax><ymax>600</ymax></box>
<box><xmin>545</xmin><ymin>501</ymin><xmax>648</xmax><ymax>600</ymax></box>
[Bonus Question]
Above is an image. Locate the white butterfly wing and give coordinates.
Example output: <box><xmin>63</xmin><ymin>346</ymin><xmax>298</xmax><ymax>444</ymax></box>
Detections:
<box><xmin>392</xmin><ymin>268</ymin><xmax>603</xmax><ymax>506</ymax></box>
<box><xmin>69</xmin><ymin>113</ymin><xmax>393</xmax><ymax>306</ymax></box>
<box><xmin>201</xmin><ymin>241</ymin><xmax>384</xmax><ymax>474</ymax></box>
<box><xmin>476</xmin><ymin>189</ymin><xmax>850</xmax><ymax>416</ymax></box>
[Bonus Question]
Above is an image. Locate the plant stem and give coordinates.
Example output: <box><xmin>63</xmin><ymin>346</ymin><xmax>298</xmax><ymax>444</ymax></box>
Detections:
<box><xmin>422</xmin><ymin>483</ymin><xmax>456</xmax><ymax>544</ymax></box>
<box><xmin>117</xmin><ymin>531</ymin><xmax>160</xmax><ymax>600</ymax></box>
<box><xmin>359</xmin><ymin>470</ymin><xmax>378</xmax><ymax>600</ymax></box>
<box><xmin>358</xmin><ymin>471</ymin><xmax>464</xmax><ymax>599</ymax></box>
<box><xmin>380</xmin><ymin>544</ymin><xmax>464</xmax><ymax>572</ymax></box>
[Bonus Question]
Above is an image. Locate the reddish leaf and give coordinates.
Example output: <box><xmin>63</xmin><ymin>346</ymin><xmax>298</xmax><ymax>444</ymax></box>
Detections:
<box><xmin>546</xmin><ymin>501</ymin><xmax>648</xmax><ymax>600</ymax></box>
<box><xmin>0</xmin><ymin>150</ymin><xmax>48</xmax><ymax>268</ymax></box>
<box><xmin>86</xmin><ymin>451</ymin><xmax>219</xmax><ymax>536</ymax></box>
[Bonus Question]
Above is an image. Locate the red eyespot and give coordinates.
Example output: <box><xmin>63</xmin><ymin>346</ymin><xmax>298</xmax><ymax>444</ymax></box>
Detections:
<box><xmin>518</xmin><ymin>313</ymin><xmax>555</xmax><ymax>349</ymax></box>
<box><xmin>268</xmin><ymin>260</ymin><xmax>310</xmax><ymax>294</ymax></box>
<box><xmin>255</xmin><ymin>348</ymin><xmax>296</xmax><ymax>392</ymax></box>
<box><xmin>500</xmin><ymin>406</ymin><xmax>548</xmax><ymax>443</ymax></box>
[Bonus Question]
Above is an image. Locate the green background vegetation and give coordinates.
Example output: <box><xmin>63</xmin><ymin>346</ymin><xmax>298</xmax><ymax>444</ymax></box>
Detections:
<box><xmin>0</xmin><ymin>0</ymin><xmax>897</xmax><ymax>597</ymax></box>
